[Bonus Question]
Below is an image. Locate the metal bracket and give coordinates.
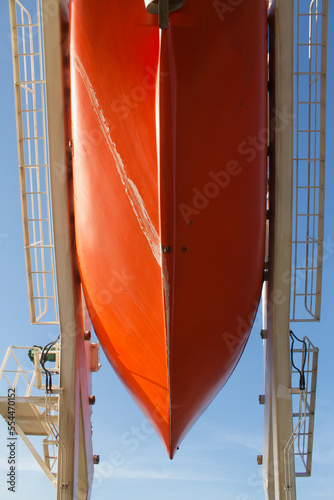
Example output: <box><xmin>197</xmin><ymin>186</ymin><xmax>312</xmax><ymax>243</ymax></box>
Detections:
<box><xmin>159</xmin><ymin>0</ymin><xmax>169</xmax><ymax>29</ymax></box>
<box><xmin>144</xmin><ymin>0</ymin><xmax>186</xmax><ymax>29</ymax></box>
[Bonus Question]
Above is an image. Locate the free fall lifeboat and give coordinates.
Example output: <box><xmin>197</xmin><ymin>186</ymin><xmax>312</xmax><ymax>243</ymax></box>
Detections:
<box><xmin>70</xmin><ymin>0</ymin><xmax>268</xmax><ymax>458</ymax></box>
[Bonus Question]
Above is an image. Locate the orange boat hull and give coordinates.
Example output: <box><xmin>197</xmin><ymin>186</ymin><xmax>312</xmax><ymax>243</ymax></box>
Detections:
<box><xmin>70</xmin><ymin>0</ymin><xmax>267</xmax><ymax>457</ymax></box>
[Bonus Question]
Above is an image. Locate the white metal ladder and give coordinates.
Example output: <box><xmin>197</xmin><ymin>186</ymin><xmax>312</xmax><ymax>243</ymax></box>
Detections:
<box><xmin>9</xmin><ymin>0</ymin><xmax>58</xmax><ymax>325</ymax></box>
<box><xmin>291</xmin><ymin>0</ymin><xmax>328</xmax><ymax>322</ymax></box>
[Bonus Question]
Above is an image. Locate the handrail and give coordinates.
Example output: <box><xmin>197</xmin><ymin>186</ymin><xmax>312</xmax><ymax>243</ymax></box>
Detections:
<box><xmin>284</xmin><ymin>335</ymin><xmax>319</xmax><ymax>488</ymax></box>
<box><xmin>0</xmin><ymin>344</ymin><xmax>62</xmax><ymax>488</ymax></box>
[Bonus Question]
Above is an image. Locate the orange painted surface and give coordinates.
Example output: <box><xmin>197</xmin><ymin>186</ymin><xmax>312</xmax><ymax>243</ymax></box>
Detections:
<box><xmin>70</xmin><ymin>0</ymin><xmax>267</xmax><ymax>458</ymax></box>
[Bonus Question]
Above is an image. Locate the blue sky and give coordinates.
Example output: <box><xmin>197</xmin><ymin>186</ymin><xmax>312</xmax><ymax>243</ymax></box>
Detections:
<box><xmin>0</xmin><ymin>2</ymin><xmax>333</xmax><ymax>499</ymax></box>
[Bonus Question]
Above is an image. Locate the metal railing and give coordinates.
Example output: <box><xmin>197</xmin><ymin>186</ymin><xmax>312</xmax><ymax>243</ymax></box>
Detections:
<box><xmin>9</xmin><ymin>0</ymin><xmax>58</xmax><ymax>324</ymax></box>
<box><xmin>0</xmin><ymin>345</ymin><xmax>60</xmax><ymax>396</ymax></box>
<box><xmin>0</xmin><ymin>345</ymin><xmax>61</xmax><ymax>487</ymax></box>
<box><xmin>291</xmin><ymin>0</ymin><xmax>328</xmax><ymax>321</ymax></box>
<box><xmin>284</xmin><ymin>336</ymin><xmax>318</xmax><ymax>486</ymax></box>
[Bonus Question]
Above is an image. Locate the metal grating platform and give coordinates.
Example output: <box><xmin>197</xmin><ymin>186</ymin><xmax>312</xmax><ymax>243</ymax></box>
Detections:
<box><xmin>0</xmin><ymin>345</ymin><xmax>61</xmax><ymax>487</ymax></box>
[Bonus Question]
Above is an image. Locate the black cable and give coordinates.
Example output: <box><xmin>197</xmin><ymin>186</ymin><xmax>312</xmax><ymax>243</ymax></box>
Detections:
<box><xmin>289</xmin><ymin>330</ymin><xmax>307</xmax><ymax>390</ymax></box>
<box><xmin>40</xmin><ymin>335</ymin><xmax>60</xmax><ymax>393</ymax></box>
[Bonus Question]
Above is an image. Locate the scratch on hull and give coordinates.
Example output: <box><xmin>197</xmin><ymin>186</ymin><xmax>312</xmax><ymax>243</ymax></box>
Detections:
<box><xmin>161</xmin><ymin>256</ymin><xmax>172</xmax><ymax>453</ymax></box>
<box><xmin>74</xmin><ymin>55</ymin><xmax>162</xmax><ymax>267</ymax></box>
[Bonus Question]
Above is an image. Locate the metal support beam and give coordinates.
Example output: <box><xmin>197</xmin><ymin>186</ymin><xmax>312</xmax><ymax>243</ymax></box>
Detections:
<box><xmin>41</xmin><ymin>1</ymin><xmax>94</xmax><ymax>498</ymax></box>
<box><xmin>16</xmin><ymin>423</ymin><xmax>57</xmax><ymax>487</ymax></box>
<box><xmin>40</xmin><ymin>1</ymin><xmax>76</xmax><ymax>496</ymax></box>
<box><xmin>263</xmin><ymin>1</ymin><xmax>295</xmax><ymax>499</ymax></box>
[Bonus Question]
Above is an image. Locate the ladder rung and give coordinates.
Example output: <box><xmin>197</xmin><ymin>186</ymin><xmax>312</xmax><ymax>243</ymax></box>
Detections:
<box><xmin>298</xmin><ymin>12</ymin><xmax>326</xmax><ymax>17</ymax></box>
<box><xmin>21</xmin><ymin>137</ymin><xmax>44</xmax><ymax>141</ymax></box>
<box><xmin>15</xmin><ymin>23</ymin><xmax>39</xmax><ymax>27</ymax></box>
<box><xmin>25</xmin><ymin>191</ymin><xmax>47</xmax><ymax>195</ymax></box>
<box><xmin>293</xmin><ymin>413</ymin><xmax>314</xmax><ymax>417</ymax></box>
<box><xmin>16</xmin><ymin>80</ymin><xmax>45</xmax><ymax>85</ymax></box>
<box><xmin>26</xmin><ymin>244</ymin><xmax>53</xmax><ymax>248</ymax></box>
<box><xmin>17</xmin><ymin>52</ymin><xmax>40</xmax><ymax>56</ymax></box>
<box><xmin>26</xmin><ymin>219</ymin><xmax>49</xmax><ymax>222</ymax></box>
<box><xmin>298</xmin><ymin>130</ymin><xmax>321</xmax><ymax>133</ymax></box>
<box><xmin>297</xmin><ymin>42</ymin><xmax>325</xmax><ymax>47</ymax></box>
<box><xmin>294</xmin><ymin>71</ymin><xmax>323</xmax><ymax>75</ymax></box>
<box><xmin>20</xmin><ymin>109</ymin><xmax>43</xmax><ymax>113</ymax></box>
<box><xmin>33</xmin><ymin>296</ymin><xmax>55</xmax><ymax>299</ymax></box>
<box><xmin>29</xmin><ymin>271</ymin><xmax>53</xmax><ymax>275</ymax></box>
<box><xmin>20</xmin><ymin>163</ymin><xmax>49</xmax><ymax>168</ymax></box>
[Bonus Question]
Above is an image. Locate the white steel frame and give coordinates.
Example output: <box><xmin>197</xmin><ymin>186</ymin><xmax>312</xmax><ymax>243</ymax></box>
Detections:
<box><xmin>41</xmin><ymin>1</ymin><xmax>96</xmax><ymax>497</ymax></box>
<box><xmin>289</xmin><ymin>337</ymin><xmax>318</xmax><ymax>478</ymax></box>
<box><xmin>262</xmin><ymin>1</ymin><xmax>328</xmax><ymax>499</ymax></box>
<box><xmin>7</xmin><ymin>1</ymin><xmax>96</xmax><ymax>498</ymax></box>
<box><xmin>283</xmin><ymin>336</ymin><xmax>318</xmax><ymax>499</ymax></box>
<box><xmin>0</xmin><ymin>345</ymin><xmax>62</xmax><ymax>487</ymax></box>
<box><xmin>9</xmin><ymin>0</ymin><xmax>58</xmax><ymax>325</ymax></box>
<box><xmin>263</xmin><ymin>0</ymin><xmax>295</xmax><ymax>497</ymax></box>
